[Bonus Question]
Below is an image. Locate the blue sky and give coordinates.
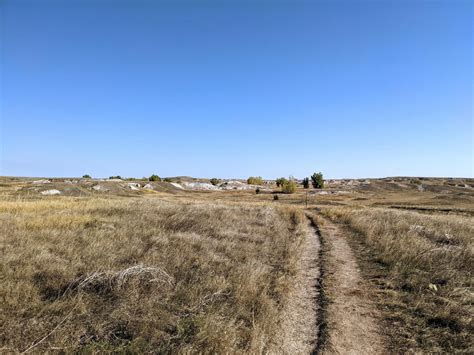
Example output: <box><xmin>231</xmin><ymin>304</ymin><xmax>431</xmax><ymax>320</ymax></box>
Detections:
<box><xmin>1</xmin><ymin>0</ymin><xmax>472</xmax><ymax>179</ymax></box>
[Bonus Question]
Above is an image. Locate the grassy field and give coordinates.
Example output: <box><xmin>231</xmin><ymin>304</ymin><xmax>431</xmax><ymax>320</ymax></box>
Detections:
<box><xmin>1</xmin><ymin>197</ymin><xmax>307</xmax><ymax>352</ymax></box>
<box><xmin>0</xmin><ymin>176</ymin><xmax>472</xmax><ymax>353</ymax></box>
<box><xmin>319</xmin><ymin>206</ymin><xmax>473</xmax><ymax>353</ymax></box>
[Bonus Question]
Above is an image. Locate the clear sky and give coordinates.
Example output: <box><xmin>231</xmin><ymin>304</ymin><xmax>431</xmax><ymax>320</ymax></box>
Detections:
<box><xmin>1</xmin><ymin>0</ymin><xmax>472</xmax><ymax>179</ymax></box>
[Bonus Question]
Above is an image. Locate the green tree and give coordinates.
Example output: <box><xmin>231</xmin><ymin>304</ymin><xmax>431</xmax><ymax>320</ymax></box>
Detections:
<box><xmin>109</xmin><ymin>175</ymin><xmax>122</xmax><ymax>180</ymax></box>
<box><xmin>311</xmin><ymin>172</ymin><xmax>324</xmax><ymax>189</ymax></box>
<box><xmin>275</xmin><ymin>177</ymin><xmax>287</xmax><ymax>187</ymax></box>
<box><xmin>247</xmin><ymin>176</ymin><xmax>264</xmax><ymax>185</ymax></box>
<box><xmin>302</xmin><ymin>177</ymin><xmax>310</xmax><ymax>189</ymax></box>
<box><xmin>82</xmin><ymin>174</ymin><xmax>91</xmax><ymax>179</ymax></box>
<box><xmin>210</xmin><ymin>178</ymin><xmax>220</xmax><ymax>186</ymax></box>
<box><xmin>149</xmin><ymin>174</ymin><xmax>161</xmax><ymax>182</ymax></box>
<box><xmin>281</xmin><ymin>180</ymin><xmax>297</xmax><ymax>194</ymax></box>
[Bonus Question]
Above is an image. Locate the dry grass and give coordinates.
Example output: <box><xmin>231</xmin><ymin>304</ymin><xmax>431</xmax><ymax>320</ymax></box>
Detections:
<box><xmin>0</xmin><ymin>196</ymin><xmax>307</xmax><ymax>353</ymax></box>
<box><xmin>1</xmin><ymin>175</ymin><xmax>472</xmax><ymax>353</ymax></box>
<box><xmin>320</xmin><ymin>206</ymin><xmax>474</xmax><ymax>353</ymax></box>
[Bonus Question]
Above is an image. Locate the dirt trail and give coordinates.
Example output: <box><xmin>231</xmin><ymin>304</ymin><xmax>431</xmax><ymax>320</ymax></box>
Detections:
<box><xmin>314</xmin><ymin>216</ymin><xmax>385</xmax><ymax>354</ymax></box>
<box><xmin>283</xmin><ymin>214</ymin><xmax>385</xmax><ymax>354</ymax></box>
<box><xmin>280</xmin><ymin>219</ymin><xmax>320</xmax><ymax>353</ymax></box>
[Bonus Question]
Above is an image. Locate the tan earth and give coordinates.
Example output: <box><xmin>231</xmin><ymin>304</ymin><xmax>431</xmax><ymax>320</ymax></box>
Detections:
<box><xmin>317</xmin><ymin>217</ymin><xmax>385</xmax><ymax>354</ymax></box>
<box><xmin>284</xmin><ymin>214</ymin><xmax>385</xmax><ymax>354</ymax></box>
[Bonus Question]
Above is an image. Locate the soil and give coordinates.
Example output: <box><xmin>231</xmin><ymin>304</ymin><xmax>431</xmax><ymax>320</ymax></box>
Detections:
<box><xmin>307</xmin><ymin>215</ymin><xmax>386</xmax><ymax>354</ymax></box>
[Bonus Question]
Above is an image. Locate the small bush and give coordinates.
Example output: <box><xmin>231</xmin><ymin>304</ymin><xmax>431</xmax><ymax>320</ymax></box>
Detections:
<box><xmin>281</xmin><ymin>180</ymin><xmax>297</xmax><ymax>194</ymax></box>
<box><xmin>164</xmin><ymin>178</ymin><xmax>172</xmax><ymax>182</ymax></box>
<box><xmin>311</xmin><ymin>172</ymin><xmax>324</xmax><ymax>189</ymax></box>
<box><xmin>302</xmin><ymin>177</ymin><xmax>309</xmax><ymax>189</ymax></box>
<box><xmin>82</xmin><ymin>174</ymin><xmax>91</xmax><ymax>179</ymax></box>
<box><xmin>149</xmin><ymin>175</ymin><xmax>161</xmax><ymax>182</ymax></box>
<box><xmin>247</xmin><ymin>176</ymin><xmax>264</xmax><ymax>185</ymax></box>
<box><xmin>210</xmin><ymin>178</ymin><xmax>220</xmax><ymax>186</ymax></box>
<box><xmin>255</xmin><ymin>187</ymin><xmax>260</xmax><ymax>194</ymax></box>
<box><xmin>273</xmin><ymin>194</ymin><xmax>279</xmax><ymax>200</ymax></box>
<box><xmin>109</xmin><ymin>175</ymin><xmax>122</xmax><ymax>180</ymax></box>
<box><xmin>275</xmin><ymin>177</ymin><xmax>287</xmax><ymax>187</ymax></box>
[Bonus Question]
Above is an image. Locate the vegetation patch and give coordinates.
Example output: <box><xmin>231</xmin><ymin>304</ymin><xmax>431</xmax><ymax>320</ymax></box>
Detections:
<box><xmin>320</xmin><ymin>206</ymin><xmax>474</xmax><ymax>353</ymax></box>
<box><xmin>0</xmin><ymin>197</ymin><xmax>306</xmax><ymax>353</ymax></box>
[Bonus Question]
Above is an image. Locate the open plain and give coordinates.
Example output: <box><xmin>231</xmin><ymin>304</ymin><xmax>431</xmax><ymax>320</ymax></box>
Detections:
<box><xmin>0</xmin><ymin>176</ymin><xmax>472</xmax><ymax>353</ymax></box>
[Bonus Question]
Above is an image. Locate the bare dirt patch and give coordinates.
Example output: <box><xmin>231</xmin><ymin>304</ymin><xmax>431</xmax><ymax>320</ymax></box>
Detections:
<box><xmin>314</xmin><ymin>215</ymin><xmax>385</xmax><ymax>354</ymax></box>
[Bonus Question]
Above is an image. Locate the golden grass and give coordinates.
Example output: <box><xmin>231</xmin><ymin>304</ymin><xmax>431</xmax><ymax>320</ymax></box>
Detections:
<box><xmin>1</xmin><ymin>176</ymin><xmax>472</xmax><ymax>352</ymax></box>
<box><xmin>0</xmin><ymin>197</ymin><xmax>307</xmax><ymax>353</ymax></box>
<box><xmin>320</xmin><ymin>206</ymin><xmax>474</xmax><ymax>353</ymax></box>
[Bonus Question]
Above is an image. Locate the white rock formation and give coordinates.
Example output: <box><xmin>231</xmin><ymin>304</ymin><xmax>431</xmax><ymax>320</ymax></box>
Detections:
<box><xmin>41</xmin><ymin>189</ymin><xmax>61</xmax><ymax>195</ymax></box>
<box><xmin>33</xmin><ymin>179</ymin><xmax>51</xmax><ymax>184</ymax></box>
<box><xmin>127</xmin><ymin>183</ymin><xmax>140</xmax><ymax>190</ymax></box>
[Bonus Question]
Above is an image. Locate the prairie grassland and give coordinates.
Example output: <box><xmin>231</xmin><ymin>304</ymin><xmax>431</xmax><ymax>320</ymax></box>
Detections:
<box><xmin>0</xmin><ymin>196</ymin><xmax>307</xmax><ymax>353</ymax></box>
<box><xmin>320</xmin><ymin>206</ymin><xmax>474</xmax><ymax>353</ymax></box>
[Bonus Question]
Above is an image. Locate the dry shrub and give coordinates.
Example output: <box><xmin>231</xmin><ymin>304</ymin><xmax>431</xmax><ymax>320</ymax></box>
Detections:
<box><xmin>0</xmin><ymin>197</ymin><xmax>306</xmax><ymax>353</ymax></box>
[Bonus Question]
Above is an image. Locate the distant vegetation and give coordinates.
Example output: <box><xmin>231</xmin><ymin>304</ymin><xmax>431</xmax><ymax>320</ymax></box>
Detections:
<box><xmin>302</xmin><ymin>177</ymin><xmax>310</xmax><ymax>189</ymax></box>
<box><xmin>109</xmin><ymin>175</ymin><xmax>122</xmax><ymax>180</ymax></box>
<box><xmin>247</xmin><ymin>176</ymin><xmax>264</xmax><ymax>185</ymax></box>
<box><xmin>163</xmin><ymin>178</ymin><xmax>173</xmax><ymax>182</ymax></box>
<box><xmin>281</xmin><ymin>180</ymin><xmax>297</xmax><ymax>194</ymax></box>
<box><xmin>210</xmin><ymin>178</ymin><xmax>220</xmax><ymax>186</ymax></box>
<box><xmin>82</xmin><ymin>174</ymin><xmax>91</xmax><ymax>179</ymax></box>
<box><xmin>276</xmin><ymin>177</ymin><xmax>287</xmax><ymax>187</ymax></box>
<box><xmin>149</xmin><ymin>174</ymin><xmax>161</xmax><ymax>182</ymax></box>
<box><xmin>311</xmin><ymin>172</ymin><xmax>324</xmax><ymax>189</ymax></box>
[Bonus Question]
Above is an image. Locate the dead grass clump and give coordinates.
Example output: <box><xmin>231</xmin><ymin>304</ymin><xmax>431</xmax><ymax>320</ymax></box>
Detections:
<box><xmin>58</xmin><ymin>265</ymin><xmax>175</xmax><ymax>299</ymax></box>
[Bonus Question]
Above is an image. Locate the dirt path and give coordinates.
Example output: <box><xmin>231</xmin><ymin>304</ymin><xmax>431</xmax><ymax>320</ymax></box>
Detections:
<box><xmin>283</xmin><ymin>214</ymin><xmax>385</xmax><ymax>354</ymax></box>
<box><xmin>313</xmin><ymin>215</ymin><xmax>385</xmax><ymax>354</ymax></box>
<box><xmin>280</xmin><ymin>219</ymin><xmax>320</xmax><ymax>353</ymax></box>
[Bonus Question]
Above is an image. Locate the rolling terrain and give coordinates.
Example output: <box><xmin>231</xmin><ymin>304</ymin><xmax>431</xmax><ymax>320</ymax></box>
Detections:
<box><xmin>0</xmin><ymin>176</ymin><xmax>472</xmax><ymax>353</ymax></box>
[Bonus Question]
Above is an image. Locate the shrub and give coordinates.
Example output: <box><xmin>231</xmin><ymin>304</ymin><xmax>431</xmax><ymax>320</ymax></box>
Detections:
<box><xmin>210</xmin><ymin>178</ymin><xmax>220</xmax><ymax>186</ymax></box>
<box><xmin>302</xmin><ymin>177</ymin><xmax>309</xmax><ymax>189</ymax></box>
<box><xmin>273</xmin><ymin>194</ymin><xmax>279</xmax><ymax>200</ymax></box>
<box><xmin>281</xmin><ymin>180</ymin><xmax>297</xmax><ymax>194</ymax></box>
<box><xmin>149</xmin><ymin>174</ymin><xmax>161</xmax><ymax>182</ymax></box>
<box><xmin>109</xmin><ymin>175</ymin><xmax>122</xmax><ymax>180</ymax></box>
<box><xmin>276</xmin><ymin>177</ymin><xmax>287</xmax><ymax>187</ymax></box>
<box><xmin>255</xmin><ymin>187</ymin><xmax>260</xmax><ymax>194</ymax></box>
<box><xmin>164</xmin><ymin>178</ymin><xmax>172</xmax><ymax>182</ymax></box>
<box><xmin>311</xmin><ymin>172</ymin><xmax>324</xmax><ymax>189</ymax></box>
<box><xmin>82</xmin><ymin>174</ymin><xmax>91</xmax><ymax>179</ymax></box>
<box><xmin>247</xmin><ymin>176</ymin><xmax>264</xmax><ymax>185</ymax></box>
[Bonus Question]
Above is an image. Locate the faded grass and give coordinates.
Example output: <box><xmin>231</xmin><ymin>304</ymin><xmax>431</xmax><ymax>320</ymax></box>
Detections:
<box><xmin>320</xmin><ymin>206</ymin><xmax>473</xmax><ymax>353</ymax></box>
<box><xmin>1</xmin><ymin>197</ymin><xmax>307</xmax><ymax>353</ymax></box>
